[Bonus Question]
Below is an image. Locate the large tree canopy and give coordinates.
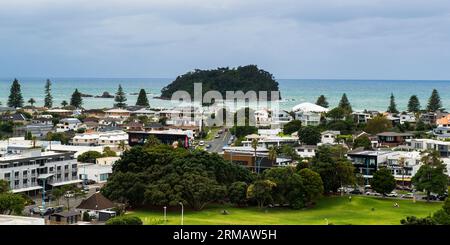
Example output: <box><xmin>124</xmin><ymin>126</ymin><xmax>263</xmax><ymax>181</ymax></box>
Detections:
<box><xmin>102</xmin><ymin>144</ymin><xmax>253</xmax><ymax>209</ymax></box>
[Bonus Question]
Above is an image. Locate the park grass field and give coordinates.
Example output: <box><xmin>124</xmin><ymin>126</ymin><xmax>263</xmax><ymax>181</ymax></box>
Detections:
<box><xmin>126</xmin><ymin>195</ymin><xmax>442</xmax><ymax>225</ymax></box>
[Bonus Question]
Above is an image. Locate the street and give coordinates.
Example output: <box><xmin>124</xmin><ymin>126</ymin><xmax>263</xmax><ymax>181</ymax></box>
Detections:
<box><xmin>206</xmin><ymin>128</ymin><xmax>232</xmax><ymax>153</ymax></box>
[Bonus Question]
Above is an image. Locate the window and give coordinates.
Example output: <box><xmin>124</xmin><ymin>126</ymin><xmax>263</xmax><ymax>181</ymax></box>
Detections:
<box><xmin>100</xmin><ymin>173</ymin><xmax>109</xmax><ymax>181</ymax></box>
<box><xmin>64</xmin><ymin>165</ymin><xmax>69</xmax><ymax>170</ymax></box>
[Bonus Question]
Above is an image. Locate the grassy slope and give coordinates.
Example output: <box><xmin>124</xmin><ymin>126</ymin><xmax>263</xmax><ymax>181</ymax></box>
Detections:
<box><xmin>127</xmin><ymin>196</ymin><xmax>442</xmax><ymax>225</ymax></box>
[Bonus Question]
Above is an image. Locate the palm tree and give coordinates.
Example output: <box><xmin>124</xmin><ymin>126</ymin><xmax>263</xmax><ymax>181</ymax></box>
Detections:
<box><xmin>268</xmin><ymin>146</ymin><xmax>278</xmax><ymax>167</ymax></box>
<box><xmin>28</xmin><ymin>98</ymin><xmax>36</xmax><ymax>107</ymax></box>
<box><xmin>251</xmin><ymin>139</ymin><xmax>259</xmax><ymax>173</ymax></box>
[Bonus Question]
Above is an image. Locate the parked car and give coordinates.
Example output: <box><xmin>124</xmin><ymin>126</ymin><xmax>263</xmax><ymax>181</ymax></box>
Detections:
<box><xmin>401</xmin><ymin>193</ymin><xmax>414</xmax><ymax>199</ymax></box>
<box><xmin>386</xmin><ymin>192</ymin><xmax>398</xmax><ymax>197</ymax></box>
<box><xmin>215</xmin><ymin>134</ymin><xmax>220</xmax><ymax>138</ymax></box>
<box><xmin>54</xmin><ymin>205</ymin><xmax>64</xmax><ymax>213</ymax></box>
<box><xmin>40</xmin><ymin>207</ymin><xmax>55</xmax><ymax>216</ymax></box>
<box><xmin>64</xmin><ymin>191</ymin><xmax>75</xmax><ymax>198</ymax></box>
<box><xmin>350</xmin><ymin>189</ymin><xmax>362</xmax><ymax>195</ymax></box>
<box><xmin>206</xmin><ymin>144</ymin><xmax>211</xmax><ymax>149</ymax></box>
<box><xmin>199</xmin><ymin>141</ymin><xmax>205</xmax><ymax>146</ymax></box>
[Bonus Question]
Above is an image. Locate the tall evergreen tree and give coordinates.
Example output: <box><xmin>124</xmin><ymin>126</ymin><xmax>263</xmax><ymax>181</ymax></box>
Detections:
<box><xmin>44</xmin><ymin>79</ymin><xmax>53</xmax><ymax>108</ymax></box>
<box><xmin>7</xmin><ymin>79</ymin><xmax>24</xmax><ymax>108</ymax></box>
<box><xmin>114</xmin><ymin>84</ymin><xmax>127</xmax><ymax>108</ymax></box>
<box><xmin>427</xmin><ymin>89</ymin><xmax>443</xmax><ymax>112</ymax></box>
<box><xmin>315</xmin><ymin>95</ymin><xmax>329</xmax><ymax>108</ymax></box>
<box><xmin>70</xmin><ymin>89</ymin><xmax>83</xmax><ymax>108</ymax></box>
<box><xmin>407</xmin><ymin>95</ymin><xmax>421</xmax><ymax>113</ymax></box>
<box><xmin>136</xmin><ymin>89</ymin><xmax>149</xmax><ymax>107</ymax></box>
<box><xmin>387</xmin><ymin>93</ymin><xmax>399</xmax><ymax>114</ymax></box>
<box><xmin>338</xmin><ymin>93</ymin><xmax>352</xmax><ymax>113</ymax></box>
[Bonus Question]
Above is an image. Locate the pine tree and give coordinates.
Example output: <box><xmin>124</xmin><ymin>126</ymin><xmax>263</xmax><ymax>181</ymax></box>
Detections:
<box><xmin>427</xmin><ymin>89</ymin><xmax>443</xmax><ymax>112</ymax></box>
<box><xmin>387</xmin><ymin>93</ymin><xmax>399</xmax><ymax>114</ymax></box>
<box><xmin>44</xmin><ymin>79</ymin><xmax>53</xmax><ymax>108</ymax></box>
<box><xmin>28</xmin><ymin>98</ymin><xmax>36</xmax><ymax>107</ymax></box>
<box><xmin>338</xmin><ymin>93</ymin><xmax>352</xmax><ymax>113</ymax></box>
<box><xmin>114</xmin><ymin>84</ymin><xmax>127</xmax><ymax>108</ymax></box>
<box><xmin>61</xmin><ymin>100</ymin><xmax>68</xmax><ymax>107</ymax></box>
<box><xmin>315</xmin><ymin>95</ymin><xmax>329</xmax><ymax>108</ymax></box>
<box><xmin>136</xmin><ymin>89</ymin><xmax>149</xmax><ymax>107</ymax></box>
<box><xmin>70</xmin><ymin>89</ymin><xmax>83</xmax><ymax>108</ymax></box>
<box><xmin>7</xmin><ymin>79</ymin><xmax>24</xmax><ymax>108</ymax></box>
<box><xmin>407</xmin><ymin>95</ymin><xmax>421</xmax><ymax>113</ymax></box>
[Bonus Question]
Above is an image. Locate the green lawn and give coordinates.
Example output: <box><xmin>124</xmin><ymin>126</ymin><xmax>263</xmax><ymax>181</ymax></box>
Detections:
<box><xmin>126</xmin><ymin>196</ymin><xmax>442</xmax><ymax>225</ymax></box>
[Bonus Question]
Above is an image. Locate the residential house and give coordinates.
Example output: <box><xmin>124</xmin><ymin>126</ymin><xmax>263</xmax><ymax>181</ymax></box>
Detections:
<box><xmin>105</xmin><ymin>108</ymin><xmax>131</xmax><ymax>119</ymax></box>
<box><xmin>321</xmin><ymin>130</ymin><xmax>340</xmax><ymax>145</ymax></box>
<box><xmin>292</xmin><ymin>102</ymin><xmax>328</xmax><ymax>126</ymax></box>
<box><xmin>56</xmin><ymin>118</ymin><xmax>83</xmax><ymax>132</ymax></box>
<box><xmin>376</xmin><ymin>132</ymin><xmax>413</xmax><ymax>147</ymax></box>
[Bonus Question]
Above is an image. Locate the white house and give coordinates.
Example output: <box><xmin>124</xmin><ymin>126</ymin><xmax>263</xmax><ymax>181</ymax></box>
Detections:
<box><xmin>56</xmin><ymin>118</ymin><xmax>83</xmax><ymax>132</ymax></box>
<box><xmin>294</xmin><ymin>145</ymin><xmax>316</xmax><ymax>158</ymax></box>
<box><xmin>400</xmin><ymin>113</ymin><xmax>417</xmax><ymax>124</ymax></box>
<box><xmin>72</xmin><ymin>130</ymin><xmax>128</xmax><ymax>147</ymax></box>
<box><xmin>320</xmin><ymin>130</ymin><xmax>340</xmax><ymax>145</ymax></box>
<box><xmin>292</xmin><ymin>102</ymin><xmax>328</xmax><ymax>126</ymax></box>
<box><xmin>78</xmin><ymin>163</ymin><xmax>112</xmax><ymax>183</ymax></box>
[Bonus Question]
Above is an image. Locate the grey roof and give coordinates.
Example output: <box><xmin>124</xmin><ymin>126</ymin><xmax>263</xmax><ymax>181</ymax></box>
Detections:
<box><xmin>377</xmin><ymin>132</ymin><xmax>413</xmax><ymax>137</ymax></box>
<box><xmin>51</xmin><ymin>211</ymin><xmax>80</xmax><ymax>218</ymax></box>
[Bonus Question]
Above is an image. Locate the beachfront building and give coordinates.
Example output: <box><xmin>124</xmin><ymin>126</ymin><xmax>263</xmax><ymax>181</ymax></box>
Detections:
<box><xmin>0</xmin><ymin>148</ymin><xmax>80</xmax><ymax>194</ymax></box>
<box><xmin>271</xmin><ymin>110</ymin><xmax>293</xmax><ymax>129</ymax></box>
<box><xmin>45</xmin><ymin>108</ymin><xmax>73</xmax><ymax>117</ymax></box>
<box><xmin>56</xmin><ymin>118</ymin><xmax>84</xmax><ymax>132</ymax></box>
<box><xmin>292</xmin><ymin>102</ymin><xmax>328</xmax><ymax>126</ymax></box>
<box><xmin>72</xmin><ymin>130</ymin><xmax>128</xmax><ymax>147</ymax></box>
<box><xmin>105</xmin><ymin>108</ymin><xmax>131</xmax><ymax>119</ymax></box>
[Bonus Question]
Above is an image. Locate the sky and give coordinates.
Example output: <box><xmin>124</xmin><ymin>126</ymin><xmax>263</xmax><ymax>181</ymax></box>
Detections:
<box><xmin>0</xmin><ymin>0</ymin><xmax>450</xmax><ymax>80</ymax></box>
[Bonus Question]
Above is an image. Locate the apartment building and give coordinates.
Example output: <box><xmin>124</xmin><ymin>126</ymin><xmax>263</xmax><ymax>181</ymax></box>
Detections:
<box><xmin>0</xmin><ymin>149</ymin><xmax>80</xmax><ymax>193</ymax></box>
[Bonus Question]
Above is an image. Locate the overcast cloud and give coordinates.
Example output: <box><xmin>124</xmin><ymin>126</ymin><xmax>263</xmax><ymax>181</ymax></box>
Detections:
<box><xmin>0</xmin><ymin>0</ymin><xmax>449</xmax><ymax>79</ymax></box>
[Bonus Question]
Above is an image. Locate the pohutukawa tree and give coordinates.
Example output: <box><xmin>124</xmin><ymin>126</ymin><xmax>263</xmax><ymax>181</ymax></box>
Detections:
<box><xmin>70</xmin><ymin>89</ymin><xmax>83</xmax><ymax>108</ymax></box>
<box><xmin>407</xmin><ymin>95</ymin><xmax>421</xmax><ymax>113</ymax></box>
<box><xmin>136</xmin><ymin>89</ymin><xmax>149</xmax><ymax>107</ymax></box>
<box><xmin>427</xmin><ymin>89</ymin><xmax>443</xmax><ymax>112</ymax></box>
<box><xmin>44</xmin><ymin>79</ymin><xmax>53</xmax><ymax>108</ymax></box>
<box><xmin>387</xmin><ymin>93</ymin><xmax>399</xmax><ymax>114</ymax></box>
<box><xmin>316</xmin><ymin>95</ymin><xmax>329</xmax><ymax>108</ymax></box>
<box><xmin>338</xmin><ymin>93</ymin><xmax>352</xmax><ymax>114</ymax></box>
<box><xmin>114</xmin><ymin>84</ymin><xmax>127</xmax><ymax>108</ymax></box>
<box><xmin>7</xmin><ymin>79</ymin><xmax>24</xmax><ymax>108</ymax></box>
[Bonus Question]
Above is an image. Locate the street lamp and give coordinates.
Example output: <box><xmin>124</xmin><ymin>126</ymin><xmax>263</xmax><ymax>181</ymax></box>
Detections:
<box><xmin>179</xmin><ymin>202</ymin><xmax>184</xmax><ymax>225</ymax></box>
<box><xmin>163</xmin><ymin>206</ymin><xmax>167</xmax><ymax>224</ymax></box>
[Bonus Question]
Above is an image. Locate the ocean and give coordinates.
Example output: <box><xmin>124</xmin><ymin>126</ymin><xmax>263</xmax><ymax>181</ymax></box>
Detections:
<box><xmin>0</xmin><ymin>78</ymin><xmax>449</xmax><ymax>112</ymax></box>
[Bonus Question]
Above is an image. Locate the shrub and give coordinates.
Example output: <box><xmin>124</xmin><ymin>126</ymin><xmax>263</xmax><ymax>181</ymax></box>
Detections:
<box><xmin>105</xmin><ymin>216</ymin><xmax>143</xmax><ymax>225</ymax></box>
